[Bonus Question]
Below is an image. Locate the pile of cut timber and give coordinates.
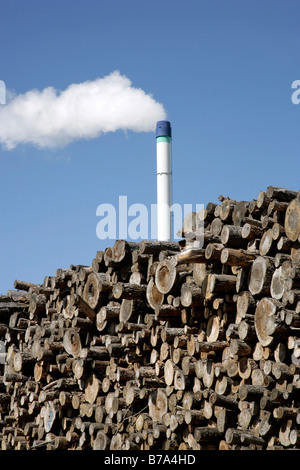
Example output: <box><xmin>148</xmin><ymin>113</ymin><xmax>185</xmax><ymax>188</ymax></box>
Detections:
<box><xmin>0</xmin><ymin>186</ymin><xmax>300</xmax><ymax>450</ymax></box>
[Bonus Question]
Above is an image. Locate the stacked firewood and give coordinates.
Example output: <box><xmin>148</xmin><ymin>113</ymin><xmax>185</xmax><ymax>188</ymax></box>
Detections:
<box><xmin>0</xmin><ymin>186</ymin><xmax>299</xmax><ymax>450</ymax></box>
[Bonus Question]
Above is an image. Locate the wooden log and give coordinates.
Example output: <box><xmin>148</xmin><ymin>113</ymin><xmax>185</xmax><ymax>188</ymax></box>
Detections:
<box><xmin>155</xmin><ymin>259</ymin><xmax>179</xmax><ymax>295</ymax></box>
<box><xmin>119</xmin><ymin>299</ymin><xmax>145</xmax><ymax>323</ymax></box>
<box><xmin>235</xmin><ymin>267</ymin><xmax>250</xmax><ymax>294</ymax></box>
<box><xmin>266</xmin><ymin>186</ymin><xmax>298</xmax><ymax>202</ymax></box>
<box><xmin>221</xmin><ymin>248</ymin><xmax>255</xmax><ymax>267</ymax></box>
<box><xmin>206</xmin><ymin>315</ymin><xmax>222</xmax><ymax>342</ymax></box>
<box><xmin>200</xmin><ymin>359</ymin><xmax>215</xmax><ymax>388</ymax></box>
<box><xmin>112</xmin><ymin>282</ymin><xmax>146</xmax><ymax>301</ymax></box>
<box><xmin>242</xmin><ymin>223</ymin><xmax>263</xmax><ymax>240</ymax></box>
<box><xmin>238</xmin><ymin>384</ymin><xmax>266</xmax><ymax>401</ymax></box>
<box><xmin>194</xmin><ymin>426</ymin><xmax>223</xmax><ymax>443</ymax></box>
<box><xmin>219</xmin><ymin>199</ymin><xmax>237</xmax><ymax>222</ymax></box>
<box><xmin>29</xmin><ymin>293</ymin><xmax>47</xmax><ymax>318</ymax></box>
<box><xmin>277</xmin><ymin>236</ymin><xmax>293</xmax><ymax>253</ymax></box>
<box><xmin>271</xmin><ymin>361</ymin><xmax>293</xmax><ymax>381</ymax></box>
<box><xmin>148</xmin><ymin>388</ymin><xmax>168</xmax><ymax>423</ymax></box>
<box><xmin>63</xmin><ymin>328</ymin><xmax>82</xmax><ymax>358</ymax></box>
<box><xmin>291</xmin><ymin>242</ymin><xmax>300</xmax><ymax>264</ymax></box>
<box><xmin>254</xmin><ymin>297</ymin><xmax>282</xmax><ymax>347</ymax></box>
<box><xmin>84</xmin><ymin>374</ymin><xmax>99</xmax><ymax>404</ymax></box>
<box><xmin>232</xmin><ymin>201</ymin><xmax>249</xmax><ymax>227</ymax></box>
<box><xmin>236</xmin><ymin>291</ymin><xmax>256</xmax><ymax>324</ymax></box>
<box><xmin>289</xmin><ymin>429</ymin><xmax>300</xmax><ymax>447</ymax></box>
<box><xmin>43</xmin><ymin>401</ymin><xmax>57</xmax><ymax>433</ymax></box>
<box><xmin>179</xmin><ymin>210</ymin><xmax>203</xmax><ymax>239</ymax></box>
<box><xmin>278</xmin><ymin>419</ymin><xmax>294</xmax><ymax>447</ymax></box>
<box><xmin>225</xmin><ymin>427</ymin><xmax>266</xmax><ymax>446</ymax></box>
<box><xmin>273</xmin><ymin>406</ymin><xmax>299</xmax><ymax>423</ymax></box>
<box><xmin>14</xmin><ymin>280</ymin><xmax>39</xmax><ymax>292</ymax></box>
<box><xmin>209</xmin><ymin>392</ymin><xmax>239</xmax><ymax>411</ymax></box>
<box><xmin>210</xmin><ymin>217</ymin><xmax>223</xmax><ymax>236</ymax></box>
<box><xmin>155</xmin><ymin>304</ymin><xmax>181</xmax><ymax>320</ymax></box>
<box><xmin>160</xmin><ymin>327</ymin><xmax>185</xmax><ymax>343</ymax></box>
<box><xmin>180</xmin><ymin>283</ymin><xmax>203</xmax><ymax>307</ymax></box>
<box><xmin>249</xmin><ymin>256</ymin><xmax>275</xmax><ymax>296</ymax></box>
<box><xmin>284</xmin><ymin>194</ymin><xmax>300</xmax><ymax>242</ymax></box>
<box><xmin>267</xmin><ymin>200</ymin><xmax>289</xmax><ymax>216</ymax></box>
<box><xmin>83</xmin><ymin>273</ymin><xmax>110</xmax><ymax>310</ymax></box>
<box><xmin>237</xmin><ymin>321</ymin><xmax>256</xmax><ymax>342</ymax></box>
<box><xmin>111</xmin><ymin>240</ymin><xmax>139</xmax><ymax>263</ymax></box>
<box><xmin>237</xmin><ymin>357</ymin><xmax>257</xmax><ymax>380</ymax></box>
<box><xmin>265</xmin><ymin>317</ymin><xmax>290</xmax><ymax>343</ymax></box>
<box><xmin>271</xmin><ymin>222</ymin><xmax>285</xmax><ymax>241</ymax></box>
<box><xmin>197</xmin><ymin>340</ymin><xmax>229</xmax><ymax>354</ymax></box>
<box><xmin>257</xmin><ymin>191</ymin><xmax>271</xmax><ymax>210</ymax></box>
<box><xmin>217</xmin><ymin>408</ymin><xmax>237</xmax><ymax>434</ymax></box>
<box><xmin>230</xmin><ymin>339</ymin><xmax>252</xmax><ymax>356</ymax></box>
<box><xmin>221</xmin><ymin>225</ymin><xmax>247</xmax><ymax>248</ymax></box>
<box><xmin>146</xmin><ymin>278</ymin><xmax>164</xmax><ymax>310</ymax></box>
<box><xmin>184</xmin><ymin>409</ymin><xmax>206</xmax><ymax>426</ymax></box>
<box><xmin>13</xmin><ymin>351</ymin><xmax>35</xmax><ymax>374</ymax></box>
<box><xmin>140</xmin><ymin>240</ymin><xmax>179</xmax><ymax>255</ymax></box>
<box><xmin>71</xmin><ymin>294</ymin><xmax>96</xmax><ymax>322</ymax></box>
<box><xmin>96</xmin><ymin>303</ymin><xmax>120</xmax><ymax>331</ymax></box>
<box><xmin>174</xmin><ymin>368</ymin><xmax>191</xmax><ymax>391</ymax></box>
<box><xmin>259</xmin><ymin>229</ymin><xmax>276</xmax><ymax>256</ymax></box>
<box><xmin>172</xmin><ymin>248</ymin><xmax>206</xmax><ymax>266</ymax></box>
<box><xmin>205</xmin><ymin>243</ymin><xmax>224</xmax><ymax>262</ymax></box>
<box><xmin>270</xmin><ymin>267</ymin><xmax>286</xmax><ymax>300</ymax></box>
<box><xmin>164</xmin><ymin>359</ymin><xmax>177</xmax><ymax>386</ymax></box>
<box><xmin>261</xmin><ymin>215</ymin><xmax>277</xmax><ymax>230</ymax></box>
<box><xmin>205</xmin><ymin>274</ymin><xmax>237</xmax><ymax>298</ymax></box>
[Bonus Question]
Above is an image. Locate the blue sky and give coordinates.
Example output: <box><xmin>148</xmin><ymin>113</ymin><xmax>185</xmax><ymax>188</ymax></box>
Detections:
<box><xmin>0</xmin><ymin>0</ymin><xmax>299</xmax><ymax>294</ymax></box>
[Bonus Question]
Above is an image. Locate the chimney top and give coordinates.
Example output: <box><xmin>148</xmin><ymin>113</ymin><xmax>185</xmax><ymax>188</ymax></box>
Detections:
<box><xmin>156</xmin><ymin>120</ymin><xmax>172</xmax><ymax>138</ymax></box>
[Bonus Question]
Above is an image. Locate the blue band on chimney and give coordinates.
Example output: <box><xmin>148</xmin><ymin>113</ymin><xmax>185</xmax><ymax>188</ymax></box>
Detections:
<box><xmin>156</xmin><ymin>121</ymin><xmax>172</xmax><ymax>138</ymax></box>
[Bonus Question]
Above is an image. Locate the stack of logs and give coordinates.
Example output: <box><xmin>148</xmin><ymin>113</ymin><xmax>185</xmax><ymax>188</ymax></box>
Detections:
<box><xmin>0</xmin><ymin>185</ymin><xmax>300</xmax><ymax>450</ymax></box>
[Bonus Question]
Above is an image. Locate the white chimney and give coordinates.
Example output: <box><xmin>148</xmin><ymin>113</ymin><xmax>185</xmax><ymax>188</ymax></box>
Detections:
<box><xmin>156</xmin><ymin>120</ymin><xmax>172</xmax><ymax>241</ymax></box>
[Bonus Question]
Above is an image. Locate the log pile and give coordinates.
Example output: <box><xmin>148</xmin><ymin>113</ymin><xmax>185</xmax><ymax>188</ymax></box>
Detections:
<box><xmin>0</xmin><ymin>185</ymin><xmax>299</xmax><ymax>450</ymax></box>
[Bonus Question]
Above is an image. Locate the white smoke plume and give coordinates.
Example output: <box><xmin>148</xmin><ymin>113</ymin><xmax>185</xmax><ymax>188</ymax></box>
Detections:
<box><xmin>0</xmin><ymin>71</ymin><xmax>167</xmax><ymax>150</ymax></box>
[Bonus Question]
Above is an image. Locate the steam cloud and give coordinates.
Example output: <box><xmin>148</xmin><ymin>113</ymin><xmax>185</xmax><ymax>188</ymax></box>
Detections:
<box><xmin>0</xmin><ymin>71</ymin><xmax>167</xmax><ymax>150</ymax></box>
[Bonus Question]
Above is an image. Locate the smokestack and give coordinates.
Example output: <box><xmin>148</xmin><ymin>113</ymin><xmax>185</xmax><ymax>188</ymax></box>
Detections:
<box><xmin>156</xmin><ymin>120</ymin><xmax>172</xmax><ymax>241</ymax></box>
